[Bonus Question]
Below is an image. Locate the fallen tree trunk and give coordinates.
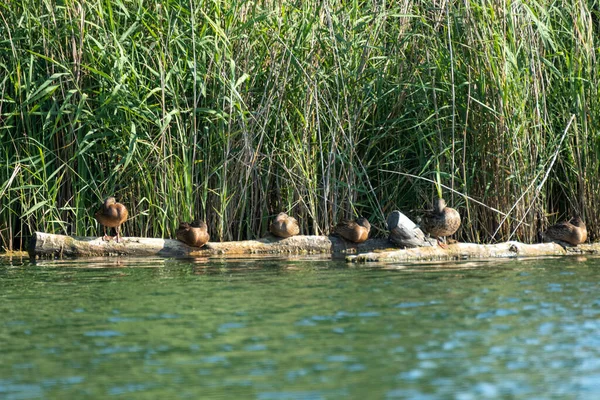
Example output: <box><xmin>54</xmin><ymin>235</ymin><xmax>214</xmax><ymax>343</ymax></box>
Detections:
<box><xmin>27</xmin><ymin>231</ymin><xmax>600</xmax><ymax>262</ymax></box>
<box><xmin>386</xmin><ymin>210</ymin><xmax>436</xmax><ymax>247</ymax></box>
<box><xmin>346</xmin><ymin>241</ymin><xmax>600</xmax><ymax>263</ymax></box>
<box><xmin>28</xmin><ymin>232</ymin><xmax>393</xmax><ymax>258</ymax></box>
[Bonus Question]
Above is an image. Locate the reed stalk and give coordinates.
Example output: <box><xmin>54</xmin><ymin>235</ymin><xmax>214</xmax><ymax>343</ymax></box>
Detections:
<box><xmin>1</xmin><ymin>0</ymin><xmax>598</xmax><ymax>248</ymax></box>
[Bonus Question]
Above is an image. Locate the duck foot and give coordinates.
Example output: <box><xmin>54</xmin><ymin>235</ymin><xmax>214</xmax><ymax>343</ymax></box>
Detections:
<box><xmin>437</xmin><ymin>237</ymin><xmax>448</xmax><ymax>249</ymax></box>
<box><xmin>102</xmin><ymin>235</ymin><xmax>115</xmax><ymax>241</ymax></box>
<box><xmin>552</xmin><ymin>240</ymin><xmax>576</xmax><ymax>250</ymax></box>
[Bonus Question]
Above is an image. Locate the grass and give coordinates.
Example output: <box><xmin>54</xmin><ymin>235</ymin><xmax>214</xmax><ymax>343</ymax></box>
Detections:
<box><xmin>1</xmin><ymin>0</ymin><xmax>599</xmax><ymax>249</ymax></box>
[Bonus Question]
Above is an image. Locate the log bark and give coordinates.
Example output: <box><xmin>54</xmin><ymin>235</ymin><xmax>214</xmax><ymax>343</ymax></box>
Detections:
<box><xmin>27</xmin><ymin>231</ymin><xmax>600</xmax><ymax>263</ymax></box>
<box><xmin>387</xmin><ymin>210</ymin><xmax>436</xmax><ymax>247</ymax></box>
<box><xmin>346</xmin><ymin>241</ymin><xmax>600</xmax><ymax>263</ymax></box>
<box><xmin>28</xmin><ymin>232</ymin><xmax>394</xmax><ymax>258</ymax></box>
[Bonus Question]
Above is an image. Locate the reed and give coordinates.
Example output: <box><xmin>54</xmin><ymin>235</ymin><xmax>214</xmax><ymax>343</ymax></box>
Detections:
<box><xmin>1</xmin><ymin>0</ymin><xmax>598</xmax><ymax>249</ymax></box>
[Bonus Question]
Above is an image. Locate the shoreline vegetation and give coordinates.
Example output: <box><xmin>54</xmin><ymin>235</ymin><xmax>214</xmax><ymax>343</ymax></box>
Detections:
<box><xmin>2</xmin><ymin>1</ymin><xmax>599</xmax><ymax>251</ymax></box>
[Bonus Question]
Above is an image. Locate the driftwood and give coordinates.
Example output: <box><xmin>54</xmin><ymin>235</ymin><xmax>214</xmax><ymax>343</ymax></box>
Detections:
<box><xmin>347</xmin><ymin>241</ymin><xmax>600</xmax><ymax>263</ymax></box>
<box><xmin>387</xmin><ymin>210</ymin><xmax>436</xmax><ymax>247</ymax></box>
<box><xmin>27</xmin><ymin>231</ymin><xmax>394</xmax><ymax>258</ymax></box>
<box><xmin>27</xmin><ymin>231</ymin><xmax>600</xmax><ymax>263</ymax></box>
<box><xmin>25</xmin><ymin>210</ymin><xmax>600</xmax><ymax>262</ymax></box>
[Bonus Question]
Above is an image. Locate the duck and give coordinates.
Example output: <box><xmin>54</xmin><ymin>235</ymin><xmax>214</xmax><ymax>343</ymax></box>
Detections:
<box><xmin>176</xmin><ymin>220</ymin><xmax>210</xmax><ymax>247</ymax></box>
<box><xmin>94</xmin><ymin>196</ymin><xmax>128</xmax><ymax>243</ymax></box>
<box><xmin>543</xmin><ymin>216</ymin><xmax>587</xmax><ymax>246</ymax></box>
<box><xmin>333</xmin><ymin>217</ymin><xmax>371</xmax><ymax>243</ymax></box>
<box><xmin>421</xmin><ymin>198</ymin><xmax>461</xmax><ymax>248</ymax></box>
<box><xmin>269</xmin><ymin>212</ymin><xmax>300</xmax><ymax>238</ymax></box>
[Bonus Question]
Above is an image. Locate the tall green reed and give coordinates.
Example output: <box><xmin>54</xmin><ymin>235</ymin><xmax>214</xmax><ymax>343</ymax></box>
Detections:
<box><xmin>0</xmin><ymin>0</ymin><xmax>598</xmax><ymax>249</ymax></box>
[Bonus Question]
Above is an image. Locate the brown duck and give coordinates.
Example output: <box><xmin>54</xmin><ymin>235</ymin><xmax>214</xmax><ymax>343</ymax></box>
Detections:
<box><xmin>94</xmin><ymin>196</ymin><xmax>128</xmax><ymax>243</ymax></box>
<box><xmin>333</xmin><ymin>217</ymin><xmax>371</xmax><ymax>243</ymax></box>
<box><xmin>269</xmin><ymin>212</ymin><xmax>300</xmax><ymax>238</ymax></box>
<box><xmin>176</xmin><ymin>220</ymin><xmax>210</xmax><ymax>248</ymax></box>
<box><xmin>421</xmin><ymin>198</ymin><xmax>461</xmax><ymax>248</ymax></box>
<box><xmin>543</xmin><ymin>216</ymin><xmax>587</xmax><ymax>246</ymax></box>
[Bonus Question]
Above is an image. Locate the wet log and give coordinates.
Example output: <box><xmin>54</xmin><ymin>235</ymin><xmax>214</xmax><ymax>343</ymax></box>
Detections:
<box><xmin>346</xmin><ymin>241</ymin><xmax>600</xmax><ymax>263</ymax></box>
<box><xmin>28</xmin><ymin>231</ymin><xmax>394</xmax><ymax>258</ymax></box>
<box><xmin>28</xmin><ymin>231</ymin><xmax>600</xmax><ymax>262</ymax></box>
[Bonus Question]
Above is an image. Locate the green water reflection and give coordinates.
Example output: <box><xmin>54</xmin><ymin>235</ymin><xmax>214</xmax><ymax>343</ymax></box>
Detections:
<box><xmin>1</xmin><ymin>255</ymin><xmax>600</xmax><ymax>399</ymax></box>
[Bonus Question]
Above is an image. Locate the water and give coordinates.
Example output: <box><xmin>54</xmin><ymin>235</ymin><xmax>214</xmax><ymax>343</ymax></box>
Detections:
<box><xmin>1</xmin><ymin>255</ymin><xmax>600</xmax><ymax>399</ymax></box>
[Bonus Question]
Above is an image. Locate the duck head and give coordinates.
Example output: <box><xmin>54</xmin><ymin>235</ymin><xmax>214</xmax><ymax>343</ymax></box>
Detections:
<box><xmin>103</xmin><ymin>196</ymin><xmax>117</xmax><ymax>206</ymax></box>
<box><xmin>434</xmin><ymin>198</ymin><xmax>447</xmax><ymax>213</ymax></box>
<box><xmin>274</xmin><ymin>212</ymin><xmax>289</xmax><ymax>221</ymax></box>
<box><xmin>190</xmin><ymin>220</ymin><xmax>207</xmax><ymax>229</ymax></box>
<box><xmin>356</xmin><ymin>217</ymin><xmax>371</xmax><ymax>231</ymax></box>
<box><xmin>178</xmin><ymin>222</ymin><xmax>191</xmax><ymax>230</ymax></box>
<box><xmin>570</xmin><ymin>216</ymin><xmax>585</xmax><ymax>227</ymax></box>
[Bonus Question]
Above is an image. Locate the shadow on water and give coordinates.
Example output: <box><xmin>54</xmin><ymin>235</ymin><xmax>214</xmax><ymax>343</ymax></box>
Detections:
<box><xmin>1</xmin><ymin>255</ymin><xmax>600</xmax><ymax>398</ymax></box>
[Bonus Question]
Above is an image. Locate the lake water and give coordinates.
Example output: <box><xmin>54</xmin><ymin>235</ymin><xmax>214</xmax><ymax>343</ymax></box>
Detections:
<box><xmin>1</xmin><ymin>255</ymin><xmax>600</xmax><ymax>399</ymax></box>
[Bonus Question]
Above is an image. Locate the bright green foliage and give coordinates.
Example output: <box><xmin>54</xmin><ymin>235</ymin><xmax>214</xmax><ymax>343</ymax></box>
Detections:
<box><xmin>1</xmin><ymin>0</ymin><xmax>599</xmax><ymax>248</ymax></box>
